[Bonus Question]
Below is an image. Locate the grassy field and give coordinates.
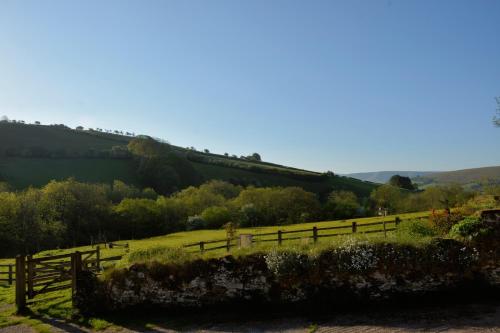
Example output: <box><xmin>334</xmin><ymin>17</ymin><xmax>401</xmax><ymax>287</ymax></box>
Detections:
<box><xmin>0</xmin><ymin>210</ymin><xmax>430</xmax><ymax>331</ymax></box>
<box><xmin>0</xmin><ymin>157</ymin><xmax>140</xmax><ymax>189</ymax></box>
<box><xmin>0</xmin><ymin>210</ymin><xmax>429</xmax><ymax>267</ymax></box>
<box><xmin>0</xmin><ymin>122</ymin><xmax>378</xmax><ymax>196</ymax></box>
<box><xmin>0</xmin><ymin>122</ymin><xmax>130</xmax><ymax>154</ymax></box>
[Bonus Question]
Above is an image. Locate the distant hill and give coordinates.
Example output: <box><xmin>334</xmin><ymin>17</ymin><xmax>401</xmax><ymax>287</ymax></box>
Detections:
<box><xmin>344</xmin><ymin>171</ymin><xmax>435</xmax><ymax>184</ymax></box>
<box><xmin>0</xmin><ymin>122</ymin><xmax>377</xmax><ymax>197</ymax></box>
<box><xmin>414</xmin><ymin>166</ymin><xmax>500</xmax><ymax>189</ymax></box>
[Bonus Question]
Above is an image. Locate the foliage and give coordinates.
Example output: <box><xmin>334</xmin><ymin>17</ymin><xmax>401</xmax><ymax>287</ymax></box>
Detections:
<box><xmin>324</xmin><ymin>190</ymin><xmax>360</xmax><ymax>219</ymax></box>
<box><xmin>494</xmin><ymin>96</ymin><xmax>500</xmax><ymax>127</ymax></box>
<box><xmin>429</xmin><ymin>210</ymin><xmax>463</xmax><ymax>235</ymax></box>
<box><xmin>448</xmin><ymin>217</ymin><xmax>492</xmax><ymax>240</ymax></box>
<box><xmin>370</xmin><ymin>184</ymin><xmax>403</xmax><ymax>213</ymax></box>
<box><xmin>186</xmin><ymin>215</ymin><xmax>207</xmax><ymax>231</ymax></box>
<box><xmin>201</xmin><ymin>206</ymin><xmax>231</xmax><ymax>229</ymax></box>
<box><xmin>461</xmin><ymin>194</ymin><xmax>499</xmax><ymax>215</ymax></box>
<box><xmin>396</xmin><ymin>219</ymin><xmax>437</xmax><ymax>238</ymax></box>
<box><xmin>264</xmin><ymin>249</ymin><xmax>311</xmax><ymax>277</ymax></box>
<box><xmin>114</xmin><ymin>198</ymin><xmax>162</xmax><ymax>239</ymax></box>
<box><xmin>332</xmin><ymin>237</ymin><xmax>379</xmax><ymax>272</ymax></box>
<box><xmin>230</xmin><ymin>186</ymin><xmax>320</xmax><ymax>226</ymax></box>
<box><xmin>388</xmin><ymin>174</ymin><xmax>415</xmax><ymax>190</ymax></box>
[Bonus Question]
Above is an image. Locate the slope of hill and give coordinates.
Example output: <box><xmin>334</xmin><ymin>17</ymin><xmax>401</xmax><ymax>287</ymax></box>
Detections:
<box><xmin>415</xmin><ymin>166</ymin><xmax>500</xmax><ymax>188</ymax></box>
<box><xmin>0</xmin><ymin>122</ymin><xmax>377</xmax><ymax>197</ymax></box>
<box><xmin>344</xmin><ymin>171</ymin><xmax>435</xmax><ymax>184</ymax></box>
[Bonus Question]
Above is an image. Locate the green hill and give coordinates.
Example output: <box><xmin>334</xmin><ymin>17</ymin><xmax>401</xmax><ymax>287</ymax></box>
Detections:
<box><xmin>0</xmin><ymin>122</ymin><xmax>377</xmax><ymax>197</ymax></box>
<box><xmin>413</xmin><ymin>166</ymin><xmax>500</xmax><ymax>190</ymax></box>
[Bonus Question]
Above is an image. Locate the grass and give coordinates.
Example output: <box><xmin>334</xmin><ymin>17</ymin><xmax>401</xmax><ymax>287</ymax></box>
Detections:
<box><xmin>0</xmin><ymin>157</ymin><xmax>140</xmax><ymax>189</ymax></box>
<box><xmin>0</xmin><ymin>122</ymin><xmax>378</xmax><ymax>196</ymax></box>
<box><xmin>0</xmin><ymin>211</ymin><xmax>429</xmax><ymax>267</ymax></box>
<box><xmin>0</xmin><ymin>210</ymin><xmax>431</xmax><ymax>331</ymax></box>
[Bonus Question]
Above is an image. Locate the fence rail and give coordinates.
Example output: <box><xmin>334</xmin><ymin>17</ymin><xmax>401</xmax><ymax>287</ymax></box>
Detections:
<box><xmin>12</xmin><ymin>246</ymin><xmax>124</xmax><ymax>312</ymax></box>
<box><xmin>183</xmin><ymin>215</ymin><xmax>427</xmax><ymax>253</ymax></box>
<box><xmin>0</xmin><ymin>264</ymin><xmax>15</xmax><ymax>285</ymax></box>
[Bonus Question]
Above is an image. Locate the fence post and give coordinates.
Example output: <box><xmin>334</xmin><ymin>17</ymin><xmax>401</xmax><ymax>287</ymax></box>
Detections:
<box><xmin>8</xmin><ymin>264</ymin><xmax>13</xmax><ymax>285</ymax></box>
<box><xmin>278</xmin><ymin>230</ymin><xmax>282</xmax><ymax>246</ymax></box>
<box><xmin>96</xmin><ymin>246</ymin><xmax>101</xmax><ymax>271</ymax></box>
<box><xmin>200</xmin><ymin>242</ymin><xmax>205</xmax><ymax>253</ymax></box>
<box><xmin>395</xmin><ymin>217</ymin><xmax>401</xmax><ymax>227</ymax></box>
<box><xmin>71</xmin><ymin>251</ymin><xmax>82</xmax><ymax>300</ymax></box>
<box><xmin>226</xmin><ymin>239</ymin><xmax>231</xmax><ymax>252</ymax></box>
<box><xmin>312</xmin><ymin>226</ymin><xmax>318</xmax><ymax>243</ymax></box>
<box><xmin>26</xmin><ymin>255</ymin><xmax>34</xmax><ymax>299</ymax></box>
<box><xmin>15</xmin><ymin>255</ymin><xmax>26</xmax><ymax>312</ymax></box>
<box><xmin>352</xmin><ymin>222</ymin><xmax>357</xmax><ymax>233</ymax></box>
<box><xmin>383</xmin><ymin>221</ymin><xmax>387</xmax><ymax>238</ymax></box>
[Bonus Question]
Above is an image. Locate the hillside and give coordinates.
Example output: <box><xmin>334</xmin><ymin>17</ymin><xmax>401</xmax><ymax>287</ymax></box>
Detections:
<box><xmin>0</xmin><ymin>122</ymin><xmax>377</xmax><ymax>197</ymax></box>
<box><xmin>414</xmin><ymin>166</ymin><xmax>500</xmax><ymax>189</ymax></box>
<box><xmin>344</xmin><ymin>171</ymin><xmax>435</xmax><ymax>184</ymax></box>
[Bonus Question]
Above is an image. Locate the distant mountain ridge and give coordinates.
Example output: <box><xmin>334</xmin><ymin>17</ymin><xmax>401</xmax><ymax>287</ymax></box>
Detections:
<box><xmin>344</xmin><ymin>171</ymin><xmax>435</xmax><ymax>184</ymax></box>
<box><xmin>416</xmin><ymin>166</ymin><xmax>500</xmax><ymax>186</ymax></box>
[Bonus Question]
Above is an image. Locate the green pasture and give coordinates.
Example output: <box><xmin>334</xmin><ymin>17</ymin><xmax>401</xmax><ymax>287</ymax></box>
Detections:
<box><xmin>0</xmin><ymin>158</ymin><xmax>139</xmax><ymax>189</ymax></box>
<box><xmin>0</xmin><ymin>210</ymin><xmax>429</xmax><ymax>331</ymax></box>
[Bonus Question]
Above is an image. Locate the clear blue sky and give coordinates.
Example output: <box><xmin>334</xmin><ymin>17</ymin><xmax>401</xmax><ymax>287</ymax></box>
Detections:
<box><xmin>1</xmin><ymin>0</ymin><xmax>499</xmax><ymax>173</ymax></box>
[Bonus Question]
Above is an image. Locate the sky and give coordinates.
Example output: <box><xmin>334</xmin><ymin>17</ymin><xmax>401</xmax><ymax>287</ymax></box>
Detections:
<box><xmin>0</xmin><ymin>0</ymin><xmax>499</xmax><ymax>174</ymax></box>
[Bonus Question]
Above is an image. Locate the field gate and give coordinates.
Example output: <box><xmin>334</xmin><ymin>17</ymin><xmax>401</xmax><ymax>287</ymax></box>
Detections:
<box><xmin>15</xmin><ymin>247</ymin><xmax>102</xmax><ymax>311</ymax></box>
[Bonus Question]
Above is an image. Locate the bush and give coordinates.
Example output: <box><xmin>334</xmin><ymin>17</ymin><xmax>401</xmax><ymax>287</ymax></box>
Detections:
<box><xmin>186</xmin><ymin>215</ymin><xmax>206</xmax><ymax>231</ymax></box>
<box><xmin>396</xmin><ymin>219</ymin><xmax>437</xmax><ymax>238</ymax></box>
<box><xmin>264</xmin><ymin>249</ymin><xmax>311</xmax><ymax>277</ymax></box>
<box><xmin>332</xmin><ymin>237</ymin><xmax>379</xmax><ymax>273</ymax></box>
<box><xmin>201</xmin><ymin>206</ymin><xmax>231</xmax><ymax>229</ymax></box>
<box><xmin>449</xmin><ymin>217</ymin><xmax>492</xmax><ymax>240</ymax></box>
<box><xmin>429</xmin><ymin>210</ymin><xmax>463</xmax><ymax>235</ymax></box>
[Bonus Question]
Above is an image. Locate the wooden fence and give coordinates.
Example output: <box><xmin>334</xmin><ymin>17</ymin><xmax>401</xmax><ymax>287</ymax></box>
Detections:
<box><xmin>14</xmin><ymin>246</ymin><xmax>123</xmax><ymax>311</ymax></box>
<box><xmin>183</xmin><ymin>216</ymin><xmax>427</xmax><ymax>253</ymax></box>
<box><xmin>0</xmin><ymin>264</ymin><xmax>15</xmax><ymax>285</ymax></box>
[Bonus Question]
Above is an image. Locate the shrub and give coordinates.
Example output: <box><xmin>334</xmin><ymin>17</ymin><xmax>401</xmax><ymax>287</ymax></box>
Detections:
<box><xmin>429</xmin><ymin>210</ymin><xmax>463</xmax><ymax>235</ymax></box>
<box><xmin>201</xmin><ymin>206</ymin><xmax>231</xmax><ymax>229</ymax></box>
<box><xmin>449</xmin><ymin>217</ymin><xmax>492</xmax><ymax>240</ymax></box>
<box><xmin>264</xmin><ymin>249</ymin><xmax>311</xmax><ymax>277</ymax></box>
<box><xmin>396</xmin><ymin>219</ymin><xmax>437</xmax><ymax>238</ymax></box>
<box><xmin>332</xmin><ymin>237</ymin><xmax>379</xmax><ymax>273</ymax></box>
<box><xmin>186</xmin><ymin>215</ymin><xmax>206</xmax><ymax>231</ymax></box>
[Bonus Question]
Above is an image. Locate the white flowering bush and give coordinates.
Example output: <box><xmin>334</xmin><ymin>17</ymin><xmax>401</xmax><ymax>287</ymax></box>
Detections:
<box><xmin>264</xmin><ymin>249</ymin><xmax>311</xmax><ymax>277</ymax></box>
<box><xmin>333</xmin><ymin>237</ymin><xmax>379</xmax><ymax>273</ymax></box>
<box><xmin>458</xmin><ymin>246</ymin><xmax>480</xmax><ymax>266</ymax></box>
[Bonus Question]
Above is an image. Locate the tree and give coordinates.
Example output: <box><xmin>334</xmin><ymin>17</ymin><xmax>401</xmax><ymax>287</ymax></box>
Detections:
<box><xmin>247</xmin><ymin>153</ymin><xmax>261</xmax><ymax>161</ymax></box>
<box><xmin>370</xmin><ymin>185</ymin><xmax>403</xmax><ymax>213</ymax></box>
<box><xmin>76</xmin><ymin>126</ymin><xmax>84</xmax><ymax>130</ymax></box>
<box><xmin>128</xmin><ymin>137</ymin><xmax>171</xmax><ymax>157</ymax></box>
<box><xmin>204</xmin><ymin>149</ymin><xmax>210</xmax><ymax>153</ymax></box>
<box><xmin>114</xmin><ymin>198</ymin><xmax>162</xmax><ymax>238</ymax></box>
<box><xmin>494</xmin><ymin>97</ymin><xmax>500</xmax><ymax>127</ymax></box>
<box><xmin>325</xmin><ymin>191</ymin><xmax>360</xmax><ymax>219</ymax></box>
<box><xmin>1</xmin><ymin>116</ymin><xmax>9</xmax><ymax>122</ymax></box>
<box><xmin>201</xmin><ymin>206</ymin><xmax>231</xmax><ymax>229</ymax></box>
<box><xmin>389</xmin><ymin>175</ymin><xmax>415</xmax><ymax>190</ymax></box>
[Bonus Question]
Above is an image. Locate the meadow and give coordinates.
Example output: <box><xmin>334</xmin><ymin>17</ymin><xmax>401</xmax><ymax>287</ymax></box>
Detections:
<box><xmin>0</xmin><ymin>210</ymin><xmax>430</xmax><ymax>332</ymax></box>
<box><xmin>0</xmin><ymin>210</ymin><xmax>428</xmax><ymax>267</ymax></box>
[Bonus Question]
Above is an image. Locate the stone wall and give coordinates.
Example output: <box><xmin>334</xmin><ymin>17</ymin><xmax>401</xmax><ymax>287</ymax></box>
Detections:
<box><xmin>75</xmin><ymin>231</ymin><xmax>500</xmax><ymax>314</ymax></box>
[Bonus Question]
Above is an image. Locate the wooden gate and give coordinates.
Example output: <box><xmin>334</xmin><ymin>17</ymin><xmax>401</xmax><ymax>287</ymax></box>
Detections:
<box><xmin>16</xmin><ymin>248</ymin><xmax>102</xmax><ymax>310</ymax></box>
